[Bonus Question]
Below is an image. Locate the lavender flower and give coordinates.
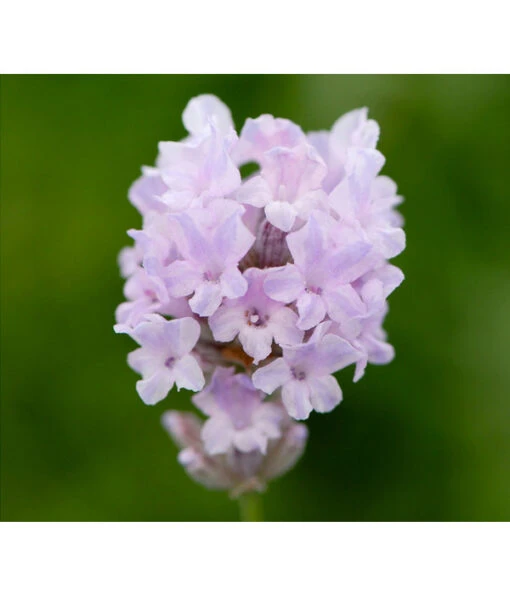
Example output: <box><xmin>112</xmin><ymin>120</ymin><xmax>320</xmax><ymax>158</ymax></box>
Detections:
<box><xmin>115</xmin><ymin>95</ymin><xmax>405</xmax><ymax>509</ymax></box>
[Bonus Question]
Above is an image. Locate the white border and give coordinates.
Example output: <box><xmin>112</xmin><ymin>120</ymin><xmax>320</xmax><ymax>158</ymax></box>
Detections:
<box><xmin>0</xmin><ymin>523</ymin><xmax>508</xmax><ymax>594</ymax></box>
<box><xmin>0</xmin><ymin>1</ymin><xmax>508</xmax><ymax>73</ymax></box>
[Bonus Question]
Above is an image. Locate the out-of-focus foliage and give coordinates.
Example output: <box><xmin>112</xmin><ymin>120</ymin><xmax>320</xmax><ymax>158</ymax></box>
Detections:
<box><xmin>1</xmin><ymin>75</ymin><xmax>509</xmax><ymax>521</ymax></box>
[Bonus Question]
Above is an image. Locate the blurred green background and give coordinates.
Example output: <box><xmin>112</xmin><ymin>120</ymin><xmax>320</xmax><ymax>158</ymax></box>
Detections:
<box><xmin>1</xmin><ymin>75</ymin><xmax>509</xmax><ymax>521</ymax></box>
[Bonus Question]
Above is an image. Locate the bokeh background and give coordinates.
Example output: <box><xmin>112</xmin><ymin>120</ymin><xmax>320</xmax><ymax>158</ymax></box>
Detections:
<box><xmin>2</xmin><ymin>75</ymin><xmax>509</xmax><ymax>521</ymax></box>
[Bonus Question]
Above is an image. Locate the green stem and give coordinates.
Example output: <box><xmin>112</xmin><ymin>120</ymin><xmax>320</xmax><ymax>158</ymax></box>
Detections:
<box><xmin>239</xmin><ymin>491</ymin><xmax>264</xmax><ymax>522</ymax></box>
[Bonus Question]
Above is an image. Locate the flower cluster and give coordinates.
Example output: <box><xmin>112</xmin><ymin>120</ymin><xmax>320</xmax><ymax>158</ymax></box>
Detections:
<box><xmin>115</xmin><ymin>95</ymin><xmax>405</xmax><ymax>495</ymax></box>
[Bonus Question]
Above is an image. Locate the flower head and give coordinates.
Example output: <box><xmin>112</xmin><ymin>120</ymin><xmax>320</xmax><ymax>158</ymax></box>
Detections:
<box><xmin>252</xmin><ymin>322</ymin><xmax>362</xmax><ymax>419</ymax></box>
<box><xmin>209</xmin><ymin>268</ymin><xmax>303</xmax><ymax>364</ymax></box>
<box><xmin>119</xmin><ymin>314</ymin><xmax>205</xmax><ymax>405</ymax></box>
<box><xmin>116</xmin><ymin>95</ymin><xmax>405</xmax><ymax>497</ymax></box>
<box><xmin>193</xmin><ymin>367</ymin><xmax>283</xmax><ymax>455</ymax></box>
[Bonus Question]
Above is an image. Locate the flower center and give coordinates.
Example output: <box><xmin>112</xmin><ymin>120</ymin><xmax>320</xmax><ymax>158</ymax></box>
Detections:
<box><xmin>306</xmin><ymin>285</ymin><xmax>322</xmax><ymax>295</ymax></box>
<box><xmin>164</xmin><ymin>357</ymin><xmax>175</xmax><ymax>368</ymax></box>
<box><xmin>291</xmin><ymin>367</ymin><xmax>306</xmax><ymax>381</ymax></box>
<box><xmin>245</xmin><ymin>308</ymin><xmax>269</xmax><ymax>328</ymax></box>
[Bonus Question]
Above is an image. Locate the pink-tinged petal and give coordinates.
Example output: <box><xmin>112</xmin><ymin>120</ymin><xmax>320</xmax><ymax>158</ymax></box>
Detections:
<box><xmin>234</xmin><ymin>115</ymin><xmax>306</xmax><ymax>165</ymax></box>
<box><xmin>323</xmin><ymin>284</ymin><xmax>366</xmax><ymax>321</ymax></box>
<box><xmin>173</xmin><ymin>354</ymin><xmax>205</xmax><ymax>392</ymax></box>
<box><xmin>307</xmin><ymin>131</ymin><xmax>329</xmax><ymax>163</ymax></box>
<box><xmin>377</xmin><ymin>264</ymin><xmax>405</xmax><ymax>297</ymax></box>
<box><xmin>129</xmin><ymin>315</ymin><xmax>166</xmax><ymax>350</ymax></box>
<box><xmin>165</xmin><ymin>260</ymin><xmax>203</xmax><ymax>298</ymax></box>
<box><xmin>201</xmin><ymin>416</ymin><xmax>235</xmax><ymax>455</ymax></box>
<box><xmin>189</xmin><ymin>281</ymin><xmax>223</xmax><ymax>317</ymax></box>
<box><xmin>373</xmin><ymin>226</ymin><xmax>406</xmax><ymax>259</ymax></box>
<box><xmin>252</xmin><ymin>358</ymin><xmax>292</xmax><ymax>394</ymax></box>
<box><xmin>264</xmin><ymin>264</ymin><xmax>303</xmax><ymax>303</ymax></box>
<box><xmin>281</xmin><ymin>380</ymin><xmax>313</xmax><ymax>420</ymax></box>
<box><xmin>213</xmin><ymin>211</ymin><xmax>255</xmax><ymax>264</ymax></box>
<box><xmin>113</xmin><ymin>321</ymin><xmax>131</xmax><ymax>335</ymax></box>
<box><xmin>238</xmin><ymin>326</ymin><xmax>273</xmax><ymax>364</ymax></box>
<box><xmin>286</xmin><ymin>212</ymin><xmax>327</xmax><ymax>271</ymax></box>
<box><xmin>296</xmin><ymin>292</ymin><xmax>327</xmax><ymax>330</ymax></box>
<box><xmin>115</xmin><ymin>297</ymin><xmax>159</xmax><ymax>331</ymax></box>
<box><xmin>127</xmin><ymin>347</ymin><xmax>160</xmax><ymax>377</ymax></box>
<box><xmin>293</xmin><ymin>189</ymin><xmax>329</xmax><ymax>220</ymax></box>
<box><xmin>177</xmin><ymin>446</ymin><xmax>235</xmax><ymax>490</ymax></box>
<box><xmin>161</xmin><ymin>411</ymin><xmax>203</xmax><ymax>449</ymax></box>
<box><xmin>307</xmin><ymin>375</ymin><xmax>343</xmax><ymax>413</ymax></box>
<box><xmin>235</xmin><ymin>176</ymin><xmax>272</xmax><ymax>207</ymax></box>
<box><xmin>331</xmin><ymin>108</ymin><xmax>379</xmax><ymax>152</ymax></box>
<box><xmin>234</xmin><ymin>427</ymin><xmax>269</xmax><ymax>454</ymax></box>
<box><xmin>308</xmin><ymin>320</ymin><xmax>333</xmax><ymax>342</ymax></box>
<box><xmin>252</xmin><ymin>404</ymin><xmax>284</xmax><ymax>440</ymax></box>
<box><xmin>315</xmin><ymin>334</ymin><xmax>361</xmax><ymax>376</ymax></box>
<box><xmin>136</xmin><ymin>370</ymin><xmax>175</xmax><ymax>405</ymax></box>
<box><xmin>346</xmin><ymin>148</ymin><xmax>385</xmax><ymax>196</ymax></box>
<box><xmin>163</xmin><ymin>317</ymin><xmax>201</xmax><ymax>358</ymax></box>
<box><xmin>158</xmin><ymin>189</ymin><xmax>194</xmax><ymax>211</ymax></box>
<box><xmin>201</xmin><ymin>129</ymin><xmax>241</xmax><ymax>198</ymax></box>
<box><xmin>270</xmin><ymin>308</ymin><xmax>304</xmax><ymax>346</ymax></box>
<box><xmin>171</xmin><ymin>213</ymin><xmax>210</xmax><ymax>263</ymax></box>
<box><xmin>359</xmin><ymin>278</ymin><xmax>385</xmax><ymax>310</ymax></box>
<box><xmin>219</xmin><ymin>267</ymin><xmax>248</xmax><ymax>299</ymax></box>
<box><xmin>328</xmin><ymin>241</ymin><xmax>372</xmax><ymax>283</ymax></box>
<box><xmin>128</xmin><ymin>169</ymin><xmax>168</xmax><ymax>215</ymax></box>
<box><xmin>371</xmin><ymin>175</ymin><xmax>399</xmax><ymax>201</ymax></box>
<box><xmin>367</xmin><ymin>338</ymin><xmax>395</xmax><ymax>365</ymax></box>
<box><xmin>264</xmin><ymin>201</ymin><xmax>297</xmax><ymax>232</ymax></box>
<box><xmin>263</xmin><ymin>423</ymin><xmax>308</xmax><ymax>480</ymax></box>
<box><xmin>118</xmin><ymin>246</ymin><xmax>141</xmax><ymax>278</ymax></box>
<box><xmin>328</xmin><ymin>178</ymin><xmax>357</xmax><ymax>220</ymax></box>
<box><xmin>208</xmin><ymin>304</ymin><xmax>244</xmax><ymax>342</ymax></box>
<box><xmin>182</xmin><ymin>94</ymin><xmax>234</xmax><ymax>137</ymax></box>
<box><xmin>353</xmin><ymin>356</ymin><xmax>368</xmax><ymax>383</ymax></box>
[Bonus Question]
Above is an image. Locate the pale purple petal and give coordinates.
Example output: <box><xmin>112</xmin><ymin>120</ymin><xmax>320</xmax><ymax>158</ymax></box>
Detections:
<box><xmin>235</xmin><ymin>176</ymin><xmax>272</xmax><ymax>207</ymax></box>
<box><xmin>173</xmin><ymin>354</ymin><xmax>205</xmax><ymax>392</ymax></box>
<box><xmin>189</xmin><ymin>281</ymin><xmax>223</xmax><ymax>316</ymax></box>
<box><xmin>282</xmin><ymin>380</ymin><xmax>313</xmax><ymax>420</ymax></box>
<box><xmin>129</xmin><ymin>315</ymin><xmax>167</xmax><ymax>350</ymax></box>
<box><xmin>296</xmin><ymin>292</ymin><xmax>327</xmax><ymax>330</ymax></box>
<box><xmin>263</xmin><ymin>264</ymin><xmax>303</xmax><ymax>303</ymax></box>
<box><xmin>328</xmin><ymin>241</ymin><xmax>373</xmax><ymax>284</ymax></box>
<box><xmin>161</xmin><ymin>411</ymin><xmax>203</xmax><ymax>449</ymax></box>
<box><xmin>234</xmin><ymin>115</ymin><xmax>306</xmax><ymax>165</ymax></box>
<box><xmin>238</xmin><ymin>325</ymin><xmax>274</xmax><ymax>364</ymax></box>
<box><xmin>136</xmin><ymin>370</ymin><xmax>175</xmax><ymax>405</ymax></box>
<box><xmin>182</xmin><ymin>94</ymin><xmax>234</xmax><ymax>137</ymax></box>
<box><xmin>345</xmin><ymin>148</ymin><xmax>386</xmax><ymax>197</ymax></box>
<box><xmin>263</xmin><ymin>423</ymin><xmax>308</xmax><ymax>480</ymax></box>
<box><xmin>213</xmin><ymin>211</ymin><xmax>255</xmax><ymax>264</ymax></box>
<box><xmin>323</xmin><ymin>284</ymin><xmax>366</xmax><ymax>321</ymax></box>
<box><xmin>307</xmin><ymin>375</ymin><xmax>343</xmax><ymax>413</ymax></box>
<box><xmin>269</xmin><ymin>308</ymin><xmax>304</xmax><ymax>346</ymax></box>
<box><xmin>264</xmin><ymin>201</ymin><xmax>297</xmax><ymax>232</ymax></box>
<box><xmin>127</xmin><ymin>347</ymin><xmax>160</xmax><ymax>377</ymax></box>
<box><xmin>315</xmin><ymin>333</ymin><xmax>361</xmax><ymax>376</ymax></box>
<box><xmin>208</xmin><ymin>304</ymin><xmax>245</xmax><ymax>342</ymax></box>
<box><xmin>162</xmin><ymin>317</ymin><xmax>201</xmax><ymax>358</ymax></box>
<box><xmin>219</xmin><ymin>267</ymin><xmax>248</xmax><ymax>299</ymax></box>
<box><xmin>373</xmin><ymin>226</ymin><xmax>406</xmax><ymax>259</ymax></box>
<box><xmin>165</xmin><ymin>260</ymin><xmax>203</xmax><ymax>298</ymax></box>
<box><xmin>252</xmin><ymin>358</ymin><xmax>292</xmax><ymax>394</ymax></box>
<box><xmin>331</xmin><ymin>108</ymin><xmax>379</xmax><ymax>152</ymax></box>
<box><xmin>201</xmin><ymin>415</ymin><xmax>235</xmax><ymax>455</ymax></box>
<box><xmin>286</xmin><ymin>212</ymin><xmax>328</xmax><ymax>271</ymax></box>
<box><xmin>233</xmin><ymin>427</ymin><xmax>269</xmax><ymax>454</ymax></box>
